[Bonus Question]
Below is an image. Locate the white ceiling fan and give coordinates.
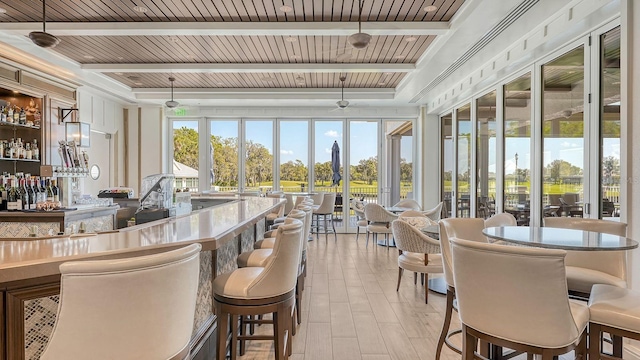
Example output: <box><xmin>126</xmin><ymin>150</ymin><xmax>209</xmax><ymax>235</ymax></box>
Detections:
<box><xmin>329</xmin><ymin>75</ymin><xmax>354</xmax><ymax>112</ymax></box>
<box><xmin>322</xmin><ymin>0</ymin><xmax>372</xmax><ymax>62</ymax></box>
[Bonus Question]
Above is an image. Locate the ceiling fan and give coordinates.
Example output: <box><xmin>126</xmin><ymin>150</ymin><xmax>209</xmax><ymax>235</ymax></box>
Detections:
<box><xmin>321</xmin><ymin>0</ymin><xmax>371</xmax><ymax>62</ymax></box>
<box><xmin>165</xmin><ymin>77</ymin><xmax>179</xmax><ymax>109</ymax></box>
<box><xmin>330</xmin><ymin>75</ymin><xmax>352</xmax><ymax>112</ymax></box>
<box><xmin>29</xmin><ymin>0</ymin><xmax>60</xmax><ymax>48</ymax></box>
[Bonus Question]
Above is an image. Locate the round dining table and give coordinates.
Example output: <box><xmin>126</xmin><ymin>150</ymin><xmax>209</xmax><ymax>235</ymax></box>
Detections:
<box><xmin>482</xmin><ymin>226</ymin><xmax>639</xmax><ymax>251</ymax></box>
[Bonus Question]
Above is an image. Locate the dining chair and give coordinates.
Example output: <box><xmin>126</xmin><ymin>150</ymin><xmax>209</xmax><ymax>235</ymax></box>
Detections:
<box><xmin>391</xmin><ymin>220</ymin><xmax>442</xmax><ymax>304</ymax></box>
<box><xmin>589</xmin><ymin>284</ymin><xmax>640</xmax><ymax>360</ymax></box>
<box><xmin>451</xmin><ymin>238</ymin><xmax>588</xmax><ymax>360</ymax></box>
<box><xmin>543</xmin><ymin>217</ymin><xmax>627</xmax><ymax>298</ymax></box>
<box><xmin>484</xmin><ymin>212</ymin><xmax>517</xmax><ymax>228</ymax></box>
<box><xmin>364</xmin><ymin>203</ymin><xmax>398</xmax><ymax>247</ymax></box>
<box><xmin>392</xmin><ymin>198</ymin><xmax>422</xmax><ymax>210</ymax></box>
<box><xmin>351</xmin><ymin>198</ymin><xmax>368</xmax><ymax>242</ymax></box>
<box><xmin>423</xmin><ymin>202</ymin><xmax>444</xmax><ymax>221</ymax></box>
<box><xmin>40</xmin><ymin>244</ymin><xmax>202</xmax><ymax>360</ymax></box>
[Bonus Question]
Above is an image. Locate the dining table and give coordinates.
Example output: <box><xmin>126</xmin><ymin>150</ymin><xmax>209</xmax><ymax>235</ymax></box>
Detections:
<box><xmin>482</xmin><ymin>226</ymin><xmax>639</xmax><ymax>251</ymax></box>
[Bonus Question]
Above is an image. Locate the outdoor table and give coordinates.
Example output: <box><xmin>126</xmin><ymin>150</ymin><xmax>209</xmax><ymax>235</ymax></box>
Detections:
<box><xmin>482</xmin><ymin>226</ymin><xmax>639</xmax><ymax>251</ymax></box>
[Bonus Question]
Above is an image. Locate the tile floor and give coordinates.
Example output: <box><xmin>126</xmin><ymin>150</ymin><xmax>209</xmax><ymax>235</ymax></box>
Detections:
<box><xmin>234</xmin><ymin>233</ymin><xmax>577</xmax><ymax>360</ymax></box>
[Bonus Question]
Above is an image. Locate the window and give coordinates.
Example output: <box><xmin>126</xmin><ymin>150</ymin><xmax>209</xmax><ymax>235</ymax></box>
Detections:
<box><xmin>504</xmin><ymin>73</ymin><xmax>532</xmax><ymax>225</ymax></box>
<box><xmin>279</xmin><ymin>121</ymin><xmax>309</xmax><ymax>192</ymax></box>
<box><xmin>244</xmin><ymin>120</ymin><xmax>274</xmax><ymax>193</ymax></box>
<box><xmin>441</xmin><ymin>113</ymin><xmax>453</xmax><ymax>217</ymax></box>
<box><xmin>476</xmin><ymin>91</ymin><xmax>497</xmax><ymax>219</ymax></box>
<box><xmin>210</xmin><ymin>120</ymin><xmax>239</xmax><ymax>191</ymax></box>
<box><xmin>172</xmin><ymin>120</ymin><xmax>199</xmax><ymax>192</ymax></box>
<box><xmin>313</xmin><ymin>121</ymin><xmax>343</xmax><ymax>192</ymax></box>
<box><xmin>456</xmin><ymin>104</ymin><xmax>471</xmax><ymax>218</ymax></box>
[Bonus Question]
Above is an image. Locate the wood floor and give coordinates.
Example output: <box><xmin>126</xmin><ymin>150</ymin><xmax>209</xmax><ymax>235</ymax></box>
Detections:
<box><xmin>234</xmin><ymin>233</ymin><xmax>576</xmax><ymax>360</ymax></box>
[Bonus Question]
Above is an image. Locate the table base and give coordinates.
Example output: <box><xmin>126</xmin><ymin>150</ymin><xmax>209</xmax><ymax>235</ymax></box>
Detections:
<box><xmin>428</xmin><ymin>277</ymin><xmax>447</xmax><ymax>295</ymax></box>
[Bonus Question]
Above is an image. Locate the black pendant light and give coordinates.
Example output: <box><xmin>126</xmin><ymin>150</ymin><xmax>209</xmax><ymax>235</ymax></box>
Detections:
<box><xmin>29</xmin><ymin>0</ymin><xmax>60</xmax><ymax>48</ymax></box>
<box><xmin>165</xmin><ymin>77</ymin><xmax>179</xmax><ymax>108</ymax></box>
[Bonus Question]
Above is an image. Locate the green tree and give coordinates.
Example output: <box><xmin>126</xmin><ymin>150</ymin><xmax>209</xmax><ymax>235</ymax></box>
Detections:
<box><xmin>314</xmin><ymin>161</ymin><xmax>332</xmax><ymax>186</ymax></box>
<box><xmin>281</xmin><ymin>160</ymin><xmax>308</xmax><ymax>182</ymax></box>
<box><xmin>545</xmin><ymin>159</ymin><xmax>582</xmax><ymax>184</ymax></box>
<box><xmin>602</xmin><ymin>156</ymin><xmax>620</xmax><ymax>185</ymax></box>
<box><xmin>173</xmin><ymin>127</ymin><xmax>199</xmax><ymax>169</ymax></box>
<box><xmin>355</xmin><ymin>156</ymin><xmax>378</xmax><ymax>185</ymax></box>
<box><xmin>245</xmin><ymin>140</ymin><xmax>273</xmax><ymax>187</ymax></box>
<box><xmin>400</xmin><ymin>158</ymin><xmax>412</xmax><ymax>183</ymax></box>
<box><xmin>211</xmin><ymin>135</ymin><xmax>239</xmax><ymax>186</ymax></box>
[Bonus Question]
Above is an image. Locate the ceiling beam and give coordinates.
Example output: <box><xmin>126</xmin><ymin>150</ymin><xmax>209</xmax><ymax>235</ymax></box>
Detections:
<box><xmin>0</xmin><ymin>21</ymin><xmax>449</xmax><ymax>37</ymax></box>
<box><xmin>133</xmin><ymin>87</ymin><xmax>395</xmax><ymax>100</ymax></box>
<box><xmin>82</xmin><ymin>63</ymin><xmax>413</xmax><ymax>74</ymax></box>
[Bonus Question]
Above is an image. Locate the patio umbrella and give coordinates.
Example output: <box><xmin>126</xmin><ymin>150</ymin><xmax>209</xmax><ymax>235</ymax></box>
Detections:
<box><xmin>331</xmin><ymin>140</ymin><xmax>341</xmax><ymax>186</ymax></box>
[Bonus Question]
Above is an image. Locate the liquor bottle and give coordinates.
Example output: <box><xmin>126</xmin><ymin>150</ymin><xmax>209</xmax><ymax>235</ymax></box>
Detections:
<box><xmin>32</xmin><ymin>139</ymin><xmax>39</xmax><ymax>161</ymax></box>
<box><xmin>25</xmin><ymin>143</ymin><xmax>32</xmax><ymax>160</ymax></box>
<box><xmin>26</xmin><ymin>178</ymin><xmax>35</xmax><ymax>209</ymax></box>
<box><xmin>33</xmin><ymin>106</ymin><xmax>41</xmax><ymax>127</ymax></box>
<box><xmin>18</xmin><ymin>178</ymin><xmax>27</xmax><ymax>211</ymax></box>
<box><xmin>12</xmin><ymin>106</ymin><xmax>19</xmax><ymax>123</ymax></box>
<box><xmin>0</xmin><ymin>106</ymin><xmax>6</xmax><ymax>122</ymax></box>
<box><xmin>0</xmin><ymin>176</ymin><xmax>6</xmax><ymax>211</ymax></box>
<box><xmin>7</xmin><ymin>178</ymin><xmax>18</xmax><ymax>211</ymax></box>
<box><xmin>51</xmin><ymin>179</ymin><xmax>60</xmax><ymax>203</ymax></box>
<box><xmin>46</xmin><ymin>179</ymin><xmax>54</xmax><ymax>202</ymax></box>
<box><xmin>39</xmin><ymin>178</ymin><xmax>46</xmax><ymax>202</ymax></box>
<box><xmin>18</xmin><ymin>108</ymin><xmax>26</xmax><ymax>125</ymax></box>
<box><xmin>6</xmin><ymin>105</ymin><xmax>13</xmax><ymax>123</ymax></box>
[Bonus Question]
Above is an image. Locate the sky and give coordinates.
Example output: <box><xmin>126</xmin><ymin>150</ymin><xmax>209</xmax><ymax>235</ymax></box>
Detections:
<box><xmin>173</xmin><ymin>119</ymin><xmax>413</xmax><ymax>166</ymax></box>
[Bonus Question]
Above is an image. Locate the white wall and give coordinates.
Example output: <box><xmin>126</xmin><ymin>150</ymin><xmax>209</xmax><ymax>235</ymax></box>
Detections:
<box><xmin>124</xmin><ymin>105</ymin><xmax>164</xmax><ymax>196</ymax></box>
<box><xmin>76</xmin><ymin>87</ymin><xmax>125</xmax><ymax>196</ymax></box>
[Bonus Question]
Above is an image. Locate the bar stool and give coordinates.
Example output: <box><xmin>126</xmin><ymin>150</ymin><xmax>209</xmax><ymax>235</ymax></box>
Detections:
<box><xmin>214</xmin><ymin>219</ymin><xmax>304</xmax><ymax>360</ymax></box>
<box><xmin>588</xmin><ymin>284</ymin><xmax>640</xmax><ymax>359</ymax></box>
<box><xmin>312</xmin><ymin>192</ymin><xmax>337</xmax><ymax>241</ymax></box>
<box><xmin>254</xmin><ymin>209</ymin><xmax>306</xmax><ymax>249</ymax></box>
<box><xmin>40</xmin><ymin>244</ymin><xmax>202</xmax><ymax>360</ymax></box>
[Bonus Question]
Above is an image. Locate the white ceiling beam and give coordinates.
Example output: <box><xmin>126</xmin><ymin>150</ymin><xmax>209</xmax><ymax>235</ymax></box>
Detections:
<box><xmin>0</xmin><ymin>21</ymin><xmax>449</xmax><ymax>37</ymax></box>
<box><xmin>133</xmin><ymin>87</ymin><xmax>395</xmax><ymax>100</ymax></box>
<box><xmin>82</xmin><ymin>63</ymin><xmax>413</xmax><ymax>73</ymax></box>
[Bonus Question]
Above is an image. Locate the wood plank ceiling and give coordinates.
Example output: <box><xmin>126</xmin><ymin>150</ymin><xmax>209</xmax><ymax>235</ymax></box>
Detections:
<box><xmin>0</xmin><ymin>0</ymin><xmax>466</xmax><ymax>90</ymax></box>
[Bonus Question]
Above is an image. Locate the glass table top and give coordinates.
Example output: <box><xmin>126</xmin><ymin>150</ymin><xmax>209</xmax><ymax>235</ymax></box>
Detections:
<box><xmin>483</xmin><ymin>226</ymin><xmax>639</xmax><ymax>251</ymax></box>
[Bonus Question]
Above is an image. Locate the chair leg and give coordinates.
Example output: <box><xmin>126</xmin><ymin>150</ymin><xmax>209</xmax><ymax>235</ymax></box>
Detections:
<box><xmin>612</xmin><ymin>334</ymin><xmax>623</xmax><ymax>358</ymax></box>
<box><xmin>589</xmin><ymin>322</ymin><xmax>602</xmax><ymax>360</ymax></box>
<box><xmin>421</xmin><ymin>273</ymin><xmax>425</xmax><ymax>286</ymax></box>
<box><xmin>414</xmin><ymin>272</ymin><xmax>417</xmax><ymax>285</ymax></box>
<box><xmin>331</xmin><ymin>214</ymin><xmax>337</xmax><ymax>241</ymax></box>
<box><xmin>239</xmin><ymin>315</ymin><xmax>246</xmax><ymax>355</ymax></box>
<box><xmin>462</xmin><ymin>325</ymin><xmax>476</xmax><ymax>360</ymax></box>
<box><xmin>576</xmin><ymin>331</ymin><xmax>587</xmax><ymax>360</ymax></box>
<box><xmin>324</xmin><ymin>215</ymin><xmax>329</xmax><ymax>241</ymax></box>
<box><xmin>356</xmin><ymin>227</ymin><xmax>360</xmax><ymax>241</ymax></box>
<box><xmin>424</xmin><ymin>274</ymin><xmax>429</xmax><ymax>304</ymax></box>
<box><xmin>216</xmin><ymin>306</ymin><xmax>229</xmax><ymax>360</ymax></box>
<box><xmin>287</xmin><ymin>304</ymin><xmax>294</xmax><ymax>357</ymax></box>
<box><xmin>436</xmin><ymin>288</ymin><xmax>454</xmax><ymax>360</ymax></box>
<box><xmin>273</xmin><ymin>308</ymin><xmax>284</xmax><ymax>360</ymax></box>
<box><xmin>230</xmin><ymin>314</ymin><xmax>238</xmax><ymax>360</ymax></box>
<box><xmin>396</xmin><ymin>267</ymin><xmax>404</xmax><ymax>291</ymax></box>
<box><xmin>296</xmin><ymin>276</ymin><xmax>303</xmax><ymax>325</ymax></box>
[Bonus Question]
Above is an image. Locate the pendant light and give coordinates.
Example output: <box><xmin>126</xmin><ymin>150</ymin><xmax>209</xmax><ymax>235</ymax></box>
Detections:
<box><xmin>348</xmin><ymin>0</ymin><xmax>371</xmax><ymax>50</ymax></box>
<box><xmin>165</xmin><ymin>77</ymin><xmax>179</xmax><ymax>108</ymax></box>
<box><xmin>29</xmin><ymin>0</ymin><xmax>60</xmax><ymax>48</ymax></box>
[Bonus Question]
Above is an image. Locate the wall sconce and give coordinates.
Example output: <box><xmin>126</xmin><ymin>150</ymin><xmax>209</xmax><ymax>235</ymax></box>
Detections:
<box><xmin>65</xmin><ymin>121</ymin><xmax>91</xmax><ymax>147</ymax></box>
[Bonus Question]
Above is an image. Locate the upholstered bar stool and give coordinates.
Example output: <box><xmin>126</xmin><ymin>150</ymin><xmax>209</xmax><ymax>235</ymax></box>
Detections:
<box><xmin>544</xmin><ymin>217</ymin><xmax>627</xmax><ymax>298</ymax></box>
<box><xmin>214</xmin><ymin>219</ymin><xmax>304</xmax><ymax>360</ymax></box>
<box><xmin>254</xmin><ymin>209</ymin><xmax>306</xmax><ymax>249</ymax></box>
<box><xmin>40</xmin><ymin>244</ymin><xmax>202</xmax><ymax>360</ymax></box>
<box><xmin>436</xmin><ymin>218</ymin><xmax>486</xmax><ymax>360</ymax></box>
<box><xmin>265</xmin><ymin>193</ymin><xmax>286</xmax><ymax>226</ymax></box>
<box><xmin>589</xmin><ymin>284</ymin><xmax>640</xmax><ymax>359</ymax></box>
<box><xmin>312</xmin><ymin>192</ymin><xmax>337</xmax><ymax>241</ymax></box>
<box><xmin>451</xmin><ymin>238</ymin><xmax>588</xmax><ymax>360</ymax></box>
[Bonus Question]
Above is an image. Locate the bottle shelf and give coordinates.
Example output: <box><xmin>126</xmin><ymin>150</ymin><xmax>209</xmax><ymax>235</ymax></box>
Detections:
<box><xmin>0</xmin><ymin>121</ymin><xmax>40</xmax><ymax>130</ymax></box>
<box><xmin>0</xmin><ymin>157</ymin><xmax>40</xmax><ymax>163</ymax></box>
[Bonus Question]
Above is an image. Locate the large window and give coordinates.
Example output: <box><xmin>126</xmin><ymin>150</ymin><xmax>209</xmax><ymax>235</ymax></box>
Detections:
<box><xmin>541</xmin><ymin>46</ymin><xmax>585</xmax><ymax>218</ymax></box>
<box><xmin>172</xmin><ymin>120</ymin><xmax>199</xmax><ymax>192</ymax></box>
<box><xmin>600</xmin><ymin>27</ymin><xmax>621</xmax><ymax>220</ymax></box>
<box><xmin>210</xmin><ymin>120</ymin><xmax>239</xmax><ymax>191</ymax></box>
<box><xmin>244</xmin><ymin>120</ymin><xmax>274</xmax><ymax>192</ymax></box>
<box><xmin>476</xmin><ymin>91</ymin><xmax>496</xmax><ymax>219</ymax></box>
<box><xmin>456</xmin><ymin>104</ymin><xmax>471</xmax><ymax>218</ymax></box>
<box><xmin>350</xmin><ymin>121</ymin><xmax>379</xmax><ymax>203</ymax></box>
<box><xmin>279</xmin><ymin>121</ymin><xmax>309</xmax><ymax>192</ymax></box>
<box><xmin>504</xmin><ymin>73</ymin><xmax>532</xmax><ymax>225</ymax></box>
<box><xmin>314</xmin><ymin>121</ymin><xmax>343</xmax><ymax>192</ymax></box>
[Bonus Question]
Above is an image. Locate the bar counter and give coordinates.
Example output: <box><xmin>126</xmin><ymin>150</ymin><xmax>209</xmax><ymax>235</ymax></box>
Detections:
<box><xmin>0</xmin><ymin>196</ymin><xmax>284</xmax><ymax>360</ymax></box>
